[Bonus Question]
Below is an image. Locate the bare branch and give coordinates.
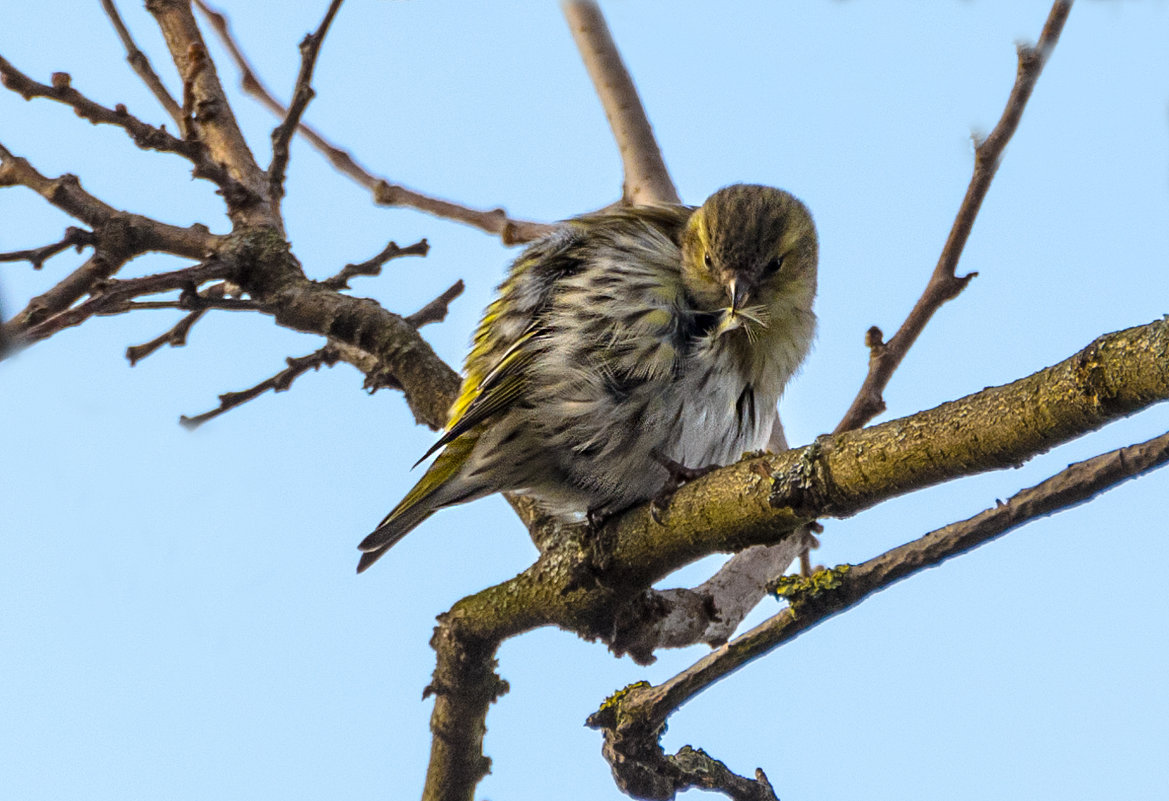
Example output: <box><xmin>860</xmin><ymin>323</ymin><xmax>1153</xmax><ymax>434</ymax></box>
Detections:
<box><xmin>0</xmin><ymin>142</ymin><xmax>219</xmax><ymax>258</ymax></box>
<box><xmin>406</xmin><ymin>280</ymin><xmax>464</xmax><ymax>328</ymax></box>
<box><xmin>18</xmin><ymin>258</ymin><xmax>235</xmax><ymax>344</ymax></box>
<box><xmin>147</xmin><ymin>0</ymin><xmax>275</xmax><ymax>227</ymax></box>
<box><xmin>268</xmin><ymin>0</ymin><xmax>344</xmax><ymax>201</ymax></box>
<box><xmin>321</xmin><ymin>238</ymin><xmax>430</xmax><ymax>290</ymax></box>
<box><xmin>0</xmin><ymin>227</ymin><xmax>93</xmax><ymax>270</ymax></box>
<box><xmin>835</xmin><ymin>0</ymin><xmax>1073</xmax><ymax>433</ymax></box>
<box><xmin>590</xmin><ymin>425</ymin><xmax>1169</xmax><ymax>778</ymax></box>
<box><xmin>128</xmin><ymin>309</ymin><xmax>205</xmax><ymax>365</ymax></box>
<box><xmin>193</xmin><ymin>0</ymin><xmax>552</xmax><ymax>244</ymax></box>
<box><xmin>3</xmin><ymin>252</ymin><xmax>130</xmax><ymax>337</ymax></box>
<box><xmin>0</xmin><ymin>54</ymin><xmax>239</xmax><ymax>190</ymax></box>
<box><xmin>562</xmin><ymin>1</ymin><xmax>678</xmax><ymax>206</ymax></box>
<box><xmin>420</xmin><ymin>316</ymin><xmax>1169</xmax><ymax>801</ymax></box>
<box><xmin>100</xmin><ymin>0</ymin><xmax>184</xmax><ymax>127</ymax></box>
<box><xmin>124</xmin><ymin>281</ymin><xmax>235</xmax><ymax>365</ymax></box>
<box><xmin>609</xmin><ymin>536</ymin><xmax>811</xmax><ymax>664</ymax></box>
<box><xmin>180</xmin><ymin>344</ymin><xmax>341</xmax><ymax>429</ymax></box>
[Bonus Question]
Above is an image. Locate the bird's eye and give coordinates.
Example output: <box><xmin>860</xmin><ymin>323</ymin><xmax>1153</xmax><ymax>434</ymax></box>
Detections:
<box><xmin>764</xmin><ymin>256</ymin><xmax>784</xmax><ymax>276</ymax></box>
<box><xmin>703</xmin><ymin>252</ymin><xmax>713</xmax><ymax>270</ymax></box>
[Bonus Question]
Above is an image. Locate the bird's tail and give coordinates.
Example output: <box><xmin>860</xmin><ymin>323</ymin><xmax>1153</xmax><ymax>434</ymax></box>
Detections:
<box><xmin>356</xmin><ymin>503</ymin><xmax>437</xmax><ymax>573</ymax></box>
<box><xmin>356</xmin><ymin>436</ymin><xmax>480</xmax><ymax>573</ymax></box>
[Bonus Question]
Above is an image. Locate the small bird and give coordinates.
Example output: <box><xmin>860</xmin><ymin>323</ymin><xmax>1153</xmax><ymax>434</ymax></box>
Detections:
<box><xmin>357</xmin><ymin>184</ymin><xmax>818</xmax><ymax>573</ymax></box>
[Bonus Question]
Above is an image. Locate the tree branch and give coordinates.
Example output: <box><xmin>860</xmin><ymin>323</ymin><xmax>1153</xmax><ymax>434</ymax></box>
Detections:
<box><xmin>192</xmin><ymin>0</ymin><xmax>551</xmax><ymax>244</ymax></box>
<box><xmin>18</xmin><ymin>258</ymin><xmax>235</xmax><ymax>343</ymax></box>
<box><xmin>0</xmin><ymin>226</ymin><xmax>93</xmax><ymax>271</ymax></box>
<box><xmin>180</xmin><ymin>344</ymin><xmax>341</xmax><ymax>428</ymax></box>
<box><xmin>835</xmin><ymin>0</ymin><xmax>1073</xmax><ymax>433</ymax></box>
<box><xmin>209</xmin><ymin>228</ymin><xmax>459</xmax><ymax>429</ymax></box>
<box><xmin>268</xmin><ymin>0</ymin><xmax>344</xmax><ymax>202</ymax></box>
<box><xmin>589</xmin><ymin>425</ymin><xmax>1169</xmax><ymax>799</ymax></box>
<box><xmin>320</xmin><ymin>238</ymin><xmax>430</xmax><ymax>291</ymax></box>
<box><xmin>406</xmin><ymin>281</ymin><xmax>464</xmax><ymax>328</ymax></box>
<box><xmin>420</xmin><ymin>316</ymin><xmax>1169</xmax><ymax>801</ymax></box>
<box><xmin>0</xmin><ymin>142</ymin><xmax>219</xmax><ymax>258</ymax></box>
<box><xmin>100</xmin><ymin>0</ymin><xmax>184</xmax><ymax>127</ymax></box>
<box><xmin>562</xmin><ymin>1</ymin><xmax>678</xmax><ymax>206</ymax></box>
<box><xmin>0</xmin><ymin>53</ymin><xmax>239</xmax><ymax>190</ymax></box>
<box><xmin>146</xmin><ymin>0</ymin><xmax>274</xmax><ymax>227</ymax></box>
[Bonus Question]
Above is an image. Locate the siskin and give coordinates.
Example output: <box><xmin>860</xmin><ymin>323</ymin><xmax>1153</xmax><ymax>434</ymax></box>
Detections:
<box><xmin>357</xmin><ymin>184</ymin><xmax>817</xmax><ymax>573</ymax></box>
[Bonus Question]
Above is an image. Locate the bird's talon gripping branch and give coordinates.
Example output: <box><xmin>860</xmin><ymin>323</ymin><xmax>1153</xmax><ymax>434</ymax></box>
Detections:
<box><xmin>648</xmin><ymin>447</ymin><xmax>720</xmax><ymax>523</ymax></box>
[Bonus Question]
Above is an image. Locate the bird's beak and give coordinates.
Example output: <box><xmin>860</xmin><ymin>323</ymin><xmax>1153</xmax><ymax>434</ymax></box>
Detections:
<box><xmin>728</xmin><ymin>280</ymin><xmax>750</xmax><ymax>313</ymax></box>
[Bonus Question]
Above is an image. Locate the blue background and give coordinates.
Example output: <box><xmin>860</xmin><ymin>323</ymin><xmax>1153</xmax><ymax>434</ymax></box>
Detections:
<box><xmin>2</xmin><ymin>2</ymin><xmax>1167</xmax><ymax>799</ymax></box>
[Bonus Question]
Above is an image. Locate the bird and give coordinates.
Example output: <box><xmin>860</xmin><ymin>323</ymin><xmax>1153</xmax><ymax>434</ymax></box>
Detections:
<box><xmin>357</xmin><ymin>184</ymin><xmax>818</xmax><ymax>573</ymax></box>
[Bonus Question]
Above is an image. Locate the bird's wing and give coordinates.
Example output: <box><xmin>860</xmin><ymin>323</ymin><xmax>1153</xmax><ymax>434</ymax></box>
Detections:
<box><xmin>413</xmin><ymin>328</ymin><xmax>538</xmax><ymax>465</ymax></box>
<box><xmin>416</xmin><ymin>205</ymin><xmax>695</xmax><ymax>464</ymax></box>
<box><xmin>414</xmin><ymin>227</ymin><xmax>585</xmax><ymax>464</ymax></box>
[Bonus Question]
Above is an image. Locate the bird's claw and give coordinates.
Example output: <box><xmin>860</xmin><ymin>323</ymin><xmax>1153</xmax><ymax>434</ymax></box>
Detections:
<box><xmin>648</xmin><ymin>448</ymin><xmax>719</xmax><ymax>524</ymax></box>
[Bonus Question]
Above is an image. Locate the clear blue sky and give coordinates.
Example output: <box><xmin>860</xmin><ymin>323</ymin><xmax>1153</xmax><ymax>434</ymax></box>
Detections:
<box><xmin>2</xmin><ymin>2</ymin><xmax>1167</xmax><ymax>800</ymax></box>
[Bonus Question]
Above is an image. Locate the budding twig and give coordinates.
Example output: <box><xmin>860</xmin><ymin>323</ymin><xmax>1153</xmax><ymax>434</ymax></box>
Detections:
<box><xmin>406</xmin><ymin>280</ymin><xmax>465</xmax><ymax>329</ymax></box>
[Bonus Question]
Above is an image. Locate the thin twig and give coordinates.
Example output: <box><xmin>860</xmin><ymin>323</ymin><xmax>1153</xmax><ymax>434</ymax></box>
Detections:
<box><xmin>193</xmin><ymin>0</ymin><xmax>551</xmax><ymax>244</ymax></box>
<box><xmin>100</xmin><ymin>0</ymin><xmax>184</xmax><ymax>127</ymax></box>
<box><xmin>127</xmin><ymin>309</ymin><xmax>205</xmax><ymax>365</ymax></box>
<box><xmin>562</xmin><ymin>1</ymin><xmax>679</xmax><ymax>206</ymax></box>
<box><xmin>180</xmin><ymin>344</ymin><xmax>341</xmax><ymax>429</ymax></box>
<box><xmin>0</xmin><ymin>227</ymin><xmax>93</xmax><ymax>270</ymax></box>
<box><xmin>268</xmin><ymin>0</ymin><xmax>344</xmax><ymax>201</ymax></box>
<box><xmin>321</xmin><ymin>238</ymin><xmax>429</xmax><ymax>290</ymax></box>
<box><xmin>835</xmin><ymin>0</ymin><xmax>1073</xmax><ymax>434</ymax></box>
<box><xmin>406</xmin><ymin>280</ymin><xmax>464</xmax><ymax>328</ymax></box>
<box><xmin>591</xmin><ymin>425</ymin><xmax>1169</xmax><ymax>754</ymax></box>
<box><xmin>0</xmin><ymin>54</ymin><xmax>236</xmax><ymax>188</ymax></box>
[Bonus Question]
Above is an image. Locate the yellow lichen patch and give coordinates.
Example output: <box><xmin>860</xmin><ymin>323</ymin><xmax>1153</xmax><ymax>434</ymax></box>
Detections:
<box><xmin>771</xmin><ymin>564</ymin><xmax>852</xmax><ymax>609</ymax></box>
<box><xmin>598</xmin><ymin>680</ymin><xmax>651</xmax><ymax>713</ymax></box>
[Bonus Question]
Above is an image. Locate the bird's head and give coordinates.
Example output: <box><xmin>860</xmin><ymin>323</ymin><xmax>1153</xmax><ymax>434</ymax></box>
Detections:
<box><xmin>680</xmin><ymin>184</ymin><xmax>818</xmax><ymax>336</ymax></box>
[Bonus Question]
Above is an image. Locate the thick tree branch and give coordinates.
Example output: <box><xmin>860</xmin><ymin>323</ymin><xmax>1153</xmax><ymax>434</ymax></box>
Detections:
<box><xmin>193</xmin><ymin>0</ymin><xmax>551</xmax><ymax>244</ymax></box>
<box><xmin>562</xmin><ymin>1</ymin><xmax>678</xmax><ymax>206</ymax></box>
<box><xmin>100</xmin><ymin>0</ymin><xmax>184</xmax><ymax>127</ymax></box>
<box><xmin>268</xmin><ymin>0</ymin><xmax>344</xmax><ymax>202</ymax></box>
<box><xmin>146</xmin><ymin>0</ymin><xmax>273</xmax><ymax>227</ymax></box>
<box><xmin>211</xmin><ymin>228</ymin><xmax>459</xmax><ymax>429</ymax></box>
<box><xmin>421</xmin><ymin>316</ymin><xmax>1169</xmax><ymax>801</ymax></box>
<box><xmin>589</xmin><ymin>426</ymin><xmax>1169</xmax><ymax>798</ymax></box>
<box><xmin>835</xmin><ymin>0</ymin><xmax>1073</xmax><ymax>433</ymax></box>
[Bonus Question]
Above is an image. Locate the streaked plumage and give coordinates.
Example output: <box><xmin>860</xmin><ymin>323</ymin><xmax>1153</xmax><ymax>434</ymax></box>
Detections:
<box><xmin>358</xmin><ymin>184</ymin><xmax>818</xmax><ymax>573</ymax></box>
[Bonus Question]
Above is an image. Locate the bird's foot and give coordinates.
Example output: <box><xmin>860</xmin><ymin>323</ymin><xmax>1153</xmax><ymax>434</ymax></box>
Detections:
<box><xmin>649</xmin><ymin>448</ymin><xmax>720</xmax><ymax>524</ymax></box>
